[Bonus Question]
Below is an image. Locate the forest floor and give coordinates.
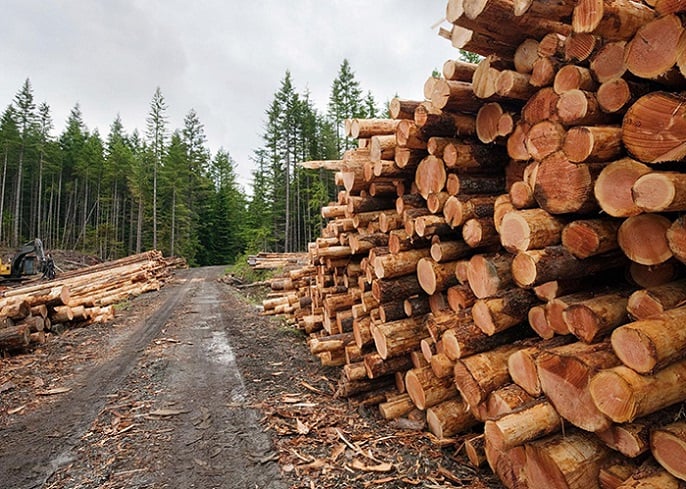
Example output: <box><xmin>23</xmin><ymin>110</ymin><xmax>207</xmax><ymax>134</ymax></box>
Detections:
<box><xmin>0</xmin><ymin>265</ymin><xmax>501</xmax><ymax>488</ymax></box>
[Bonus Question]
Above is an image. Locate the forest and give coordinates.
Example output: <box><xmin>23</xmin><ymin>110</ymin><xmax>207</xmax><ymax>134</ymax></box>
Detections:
<box><xmin>0</xmin><ymin>59</ymin><xmax>381</xmax><ymax>266</ymax></box>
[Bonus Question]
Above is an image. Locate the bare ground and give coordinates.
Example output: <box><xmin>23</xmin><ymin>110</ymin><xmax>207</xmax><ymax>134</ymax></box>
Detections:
<box><xmin>0</xmin><ymin>266</ymin><xmax>500</xmax><ymax>488</ymax></box>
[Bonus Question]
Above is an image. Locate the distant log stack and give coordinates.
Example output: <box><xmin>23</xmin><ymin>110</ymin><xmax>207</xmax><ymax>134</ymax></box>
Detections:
<box><xmin>260</xmin><ymin>0</ymin><xmax>686</xmax><ymax>486</ymax></box>
<box><xmin>0</xmin><ymin>250</ymin><xmax>185</xmax><ymax>353</ymax></box>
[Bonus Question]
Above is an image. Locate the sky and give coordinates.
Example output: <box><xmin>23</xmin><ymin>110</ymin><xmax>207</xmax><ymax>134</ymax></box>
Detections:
<box><xmin>1</xmin><ymin>1</ymin><xmax>458</xmax><ymax>190</ymax></box>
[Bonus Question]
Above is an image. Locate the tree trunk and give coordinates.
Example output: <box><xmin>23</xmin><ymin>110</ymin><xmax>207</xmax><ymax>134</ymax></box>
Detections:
<box><xmin>618</xmin><ymin>214</ymin><xmax>673</xmax><ymax>266</ymax></box>
<box><xmin>594</xmin><ymin>158</ymin><xmax>652</xmax><ymax>218</ymax></box>
<box><xmin>626</xmin><ymin>279</ymin><xmax>686</xmax><ymax>320</ymax></box>
<box><xmin>405</xmin><ymin>365</ymin><xmax>458</xmax><ymax>410</ymax></box>
<box><xmin>651</xmin><ymin>421</ymin><xmax>686</xmax><ymax>481</ymax></box>
<box><xmin>426</xmin><ymin>397</ymin><xmax>479</xmax><ymax>438</ymax></box>
<box><xmin>484</xmin><ymin>398</ymin><xmax>562</xmax><ymax>450</ymax></box>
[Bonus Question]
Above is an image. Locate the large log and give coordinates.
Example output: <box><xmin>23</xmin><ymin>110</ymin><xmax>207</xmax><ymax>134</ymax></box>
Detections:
<box><xmin>484</xmin><ymin>398</ymin><xmax>562</xmax><ymax>451</ymax></box>
<box><xmin>561</xmin><ymin>218</ymin><xmax>621</xmax><ymax>259</ymax></box>
<box><xmin>537</xmin><ymin>340</ymin><xmax>620</xmax><ymax>432</ymax></box>
<box><xmin>625</xmin><ymin>15</ymin><xmax>683</xmax><ymax>81</ymax></box>
<box><xmin>611</xmin><ymin>305</ymin><xmax>686</xmax><ymax>373</ymax></box>
<box><xmin>426</xmin><ymin>397</ymin><xmax>479</xmax><ymax>438</ymax></box>
<box><xmin>405</xmin><ymin>365</ymin><xmax>458</xmax><ymax>410</ymax></box>
<box><xmin>563</xmin><ymin>288</ymin><xmax>634</xmax><ymax>343</ymax></box>
<box><xmin>594</xmin><ymin>158</ymin><xmax>652</xmax><ymax>218</ymax></box>
<box><xmin>371</xmin><ymin>316</ymin><xmax>426</xmax><ymax>359</ymax></box>
<box><xmin>618</xmin><ymin>214</ymin><xmax>673</xmax><ymax>266</ymax></box>
<box><xmin>590</xmin><ymin>358</ymin><xmax>686</xmax><ymax>423</ymax></box>
<box><xmin>500</xmin><ymin>208</ymin><xmax>565</xmax><ymax>253</ymax></box>
<box><xmin>524</xmin><ymin>430</ymin><xmax>613</xmax><ymax>489</ymax></box>
<box><xmin>471</xmin><ymin>288</ymin><xmax>538</xmax><ymax>335</ymax></box>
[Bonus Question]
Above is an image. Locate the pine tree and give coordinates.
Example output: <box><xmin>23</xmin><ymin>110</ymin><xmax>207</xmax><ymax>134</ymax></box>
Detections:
<box><xmin>146</xmin><ymin>87</ymin><xmax>168</xmax><ymax>250</ymax></box>
<box><xmin>0</xmin><ymin>106</ymin><xmax>19</xmax><ymax>245</ymax></box>
<box><xmin>13</xmin><ymin>78</ymin><xmax>37</xmax><ymax>246</ymax></box>
<box><xmin>59</xmin><ymin>104</ymin><xmax>88</xmax><ymax>249</ymax></box>
<box><xmin>328</xmin><ymin>59</ymin><xmax>365</xmax><ymax>154</ymax></box>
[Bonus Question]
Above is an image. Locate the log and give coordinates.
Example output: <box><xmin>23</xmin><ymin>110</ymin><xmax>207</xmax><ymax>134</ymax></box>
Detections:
<box><xmin>522</xmin><ymin>88</ymin><xmax>560</xmax><ymax>124</ymax></box>
<box><xmin>625</xmin><ymin>15</ymin><xmax>683</xmax><ymax>81</ymax></box>
<box><xmin>443</xmin><ymin>194</ymin><xmax>498</xmax><ymax>228</ymax></box>
<box><xmin>0</xmin><ymin>323</ymin><xmax>31</xmax><ymax>350</ymax></box>
<box><xmin>350</xmin><ymin>118</ymin><xmax>402</xmax><ymax>139</ymax></box>
<box><xmin>453</xmin><ymin>342</ymin><xmax>525</xmax><ymax>407</ymax></box>
<box><xmin>465</xmin><ymin>434</ymin><xmax>487</xmax><ymax>467</ymax></box>
<box><xmin>508</xmin><ymin>336</ymin><xmax>575</xmax><ymax>396</ymax></box>
<box><xmin>379</xmin><ymin>393</ymin><xmax>416</xmax><ymax>420</ymax></box>
<box><xmin>561</xmin><ymin>218</ymin><xmax>621</xmax><ymax>259</ymax></box>
<box><xmin>512</xmin><ymin>246</ymin><xmax>628</xmax><ymax>288</ymax></box>
<box><xmin>597</xmin><ymin>78</ymin><xmax>649</xmax><ymax>114</ymax></box>
<box><xmin>509</xmin><ymin>181</ymin><xmax>536</xmax><ymax>210</ymax></box>
<box><xmin>443</xmin><ymin>321</ymin><xmax>532</xmax><ymax>361</ymax></box>
<box><xmin>442</xmin><ymin>59</ymin><xmax>478</xmax><ymax>82</ymax></box>
<box><xmin>554</xmin><ymin>65</ymin><xmax>597</xmax><ymax>94</ymax></box>
<box><xmin>363</xmin><ymin>352</ymin><xmax>414</xmax><ymax>379</ymax></box>
<box><xmin>484</xmin><ymin>398</ymin><xmax>562</xmax><ymax>450</ymax></box>
<box><xmin>651</xmin><ymin>421</ymin><xmax>686</xmax><ymax>481</ymax></box>
<box><xmin>445</xmin><ymin>173</ymin><xmax>506</xmax><ymax>197</ymax></box>
<box><xmin>371</xmin><ymin>316</ymin><xmax>426</xmax><ymax>359</ymax></box>
<box><xmin>525</xmin><ymin>120</ymin><xmax>566</xmax><ymax>161</ymax></box>
<box><xmin>496</xmin><ymin>70</ymin><xmax>537</xmax><ymax>100</ymax></box>
<box><xmin>633</xmin><ymin>172</ymin><xmax>686</xmax><ymax>213</ymax></box>
<box><xmin>590</xmin><ymin>41</ymin><xmax>627</xmax><ymax>83</ymax></box>
<box><xmin>416</xmin><ymin>258</ymin><xmax>460</xmax><ymax>295</ymax></box>
<box><xmin>507</xmin><ymin>121</ymin><xmax>531</xmax><ymax>160</ymax></box>
<box><xmin>371</xmin><ymin>274</ymin><xmax>423</xmax><ymax>303</ymax></box>
<box><xmin>626</xmin><ymin>279</ymin><xmax>686</xmax><ymax>320</ymax></box>
<box><xmin>534</xmin><ymin>152</ymin><xmax>602</xmax><ymax>215</ymax></box>
<box><xmin>524</xmin><ymin>430</ymin><xmax>613</xmax><ymax>489</ymax></box>
<box><xmin>389</xmin><ymin>98</ymin><xmax>421</xmax><ymax>120</ymax></box>
<box><xmin>668</xmin><ymin>216</ymin><xmax>686</xmax><ymax>265</ymax></box>
<box><xmin>462</xmin><ymin>217</ymin><xmax>499</xmax><ymax>248</ymax></box>
<box><xmin>563</xmin><ymin>288</ymin><xmax>634</xmax><ymax>343</ymax></box>
<box><xmin>622</xmin><ymin>92</ymin><xmax>686</xmax><ymax>164</ymax></box>
<box><xmin>562</xmin><ymin>125</ymin><xmax>623</xmax><ymax>163</ymax></box>
<box><xmin>611</xmin><ymin>305</ymin><xmax>686</xmax><ymax>373</ymax></box>
<box><xmin>556</xmin><ymin>89</ymin><xmax>613</xmax><ymax>127</ymax></box>
<box><xmin>485</xmin><ymin>383</ymin><xmax>535</xmax><ymax>419</ymax></box>
<box><xmin>600</xmin><ymin>463</ymin><xmax>638</xmax><ymax>489</ymax></box>
<box><xmin>500</xmin><ymin>208</ymin><xmax>566</xmax><ymax>253</ymax></box>
<box><xmin>513</xmin><ymin>38</ymin><xmax>539</xmax><ymax>73</ymax></box>
<box><xmin>415</xmin><ymin>155</ymin><xmax>447</xmax><ymax>199</ymax></box>
<box><xmin>467</xmin><ymin>252</ymin><xmax>513</xmax><ymax>299</ymax></box>
<box><xmin>426</xmin><ymin>397</ymin><xmax>479</xmax><ymax>438</ymax></box>
<box><xmin>405</xmin><ymin>365</ymin><xmax>458</xmax><ymax>410</ymax></box>
<box><xmin>590</xmin><ymin>359</ymin><xmax>686</xmax><ymax>423</ymax></box>
<box><xmin>618</xmin><ymin>214</ymin><xmax>673</xmax><ymax>266</ymax></box>
<box><xmin>472</xmin><ymin>288</ymin><xmax>538</xmax><ymax>335</ymax></box>
<box><xmin>572</xmin><ymin>0</ymin><xmax>655</xmax><ymax>40</ymax></box>
<box><xmin>537</xmin><ymin>340</ymin><xmax>621</xmax><ymax>431</ymax></box>
<box><xmin>594</xmin><ymin>158</ymin><xmax>652</xmax><ymax>218</ymax></box>
<box><xmin>446</xmin><ymin>284</ymin><xmax>477</xmax><ymax>312</ymax></box>
<box><xmin>373</xmin><ymin>248</ymin><xmax>431</xmax><ymax>279</ymax></box>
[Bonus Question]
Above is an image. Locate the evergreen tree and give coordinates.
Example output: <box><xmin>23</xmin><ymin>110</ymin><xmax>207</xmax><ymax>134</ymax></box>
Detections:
<box><xmin>0</xmin><ymin>106</ymin><xmax>19</xmax><ymax>245</ymax></box>
<box><xmin>13</xmin><ymin>78</ymin><xmax>37</xmax><ymax>246</ymax></box>
<box><xmin>146</xmin><ymin>87</ymin><xmax>168</xmax><ymax>250</ymax></box>
<box><xmin>328</xmin><ymin>59</ymin><xmax>365</xmax><ymax>154</ymax></box>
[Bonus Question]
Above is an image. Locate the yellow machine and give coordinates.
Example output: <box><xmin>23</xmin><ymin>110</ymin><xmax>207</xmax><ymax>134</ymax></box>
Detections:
<box><xmin>0</xmin><ymin>239</ymin><xmax>55</xmax><ymax>280</ymax></box>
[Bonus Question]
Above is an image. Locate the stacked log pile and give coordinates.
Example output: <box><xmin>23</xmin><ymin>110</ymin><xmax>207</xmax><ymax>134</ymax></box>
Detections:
<box><xmin>261</xmin><ymin>0</ymin><xmax>686</xmax><ymax>487</ymax></box>
<box><xmin>0</xmin><ymin>251</ymin><xmax>184</xmax><ymax>353</ymax></box>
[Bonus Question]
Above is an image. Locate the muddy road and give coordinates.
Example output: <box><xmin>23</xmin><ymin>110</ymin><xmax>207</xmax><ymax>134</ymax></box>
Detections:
<box><xmin>0</xmin><ymin>266</ymin><xmax>498</xmax><ymax>489</ymax></box>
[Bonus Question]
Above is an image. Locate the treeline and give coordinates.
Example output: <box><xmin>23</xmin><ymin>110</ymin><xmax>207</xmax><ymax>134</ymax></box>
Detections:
<box><xmin>0</xmin><ymin>59</ymin><xmax>380</xmax><ymax>265</ymax></box>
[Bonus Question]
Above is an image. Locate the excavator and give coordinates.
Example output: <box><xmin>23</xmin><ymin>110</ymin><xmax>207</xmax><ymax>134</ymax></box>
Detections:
<box><xmin>0</xmin><ymin>238</ymin><xmax>56</xmax><ymax>281</ymax></box>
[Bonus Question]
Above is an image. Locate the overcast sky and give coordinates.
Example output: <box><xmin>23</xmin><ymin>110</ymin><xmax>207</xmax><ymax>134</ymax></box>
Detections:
<box><xmin>1</xmin><ymin>1</ymin><xmax>458</xmax><ymax>189</ymax></box>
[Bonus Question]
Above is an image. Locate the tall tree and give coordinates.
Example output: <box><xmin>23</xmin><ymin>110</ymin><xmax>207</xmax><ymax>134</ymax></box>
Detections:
<box><xmin>0</xmin><ymin>105</ymin><xmax>19</xmax><ymax>245</ymax></box>
<box><xmin>58</xmin><ymin>104</ymin><xmax>87</xmax><ymax>249</ymax></box>
<box><xmin>34</xmin><ymin>102</ymin><xmax>53</xmax><ymax>240</ymax></box>
<box><xmin>146</xmin><ymin>87</ymin><xmax>168</xmax><ymax>250</ymax></box>
<box><xmin>327</xmin><ymin>59</ymin><xmax>365</xmax><ymax>154</ymax></box>
<box><xmin>13</xmin><ymin>78</ymin><xmax>37</xmax><ymax>246</ymax></box>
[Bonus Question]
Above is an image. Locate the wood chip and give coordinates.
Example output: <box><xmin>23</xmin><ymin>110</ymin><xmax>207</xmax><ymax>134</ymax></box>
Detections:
<box><xmin>351</xmin><ymin>459</ymin><xmax>394</xmax><ymax>473</ymax></box>
<box><xmin>36</xmin><ymin>387</ymin><xmax>72</xmax><ymax>395</ymax></box>
<box><xmin>7</xmin><ymin>404</ymin><xmax>26</xmax><ymax>415</ymax></box>
<box><xmin>296</xmin><ymin>418</ymin><xmax>310</xmax><ymax>435</ymax></box>
<box><xmin>148</xmin><ymin>408</ymin><xmax>190</xmax><ymax>417</ymax></box>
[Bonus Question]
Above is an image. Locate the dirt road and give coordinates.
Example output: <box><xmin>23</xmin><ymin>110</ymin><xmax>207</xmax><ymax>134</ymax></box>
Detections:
<box><xmin>1</xmin><ymin>266</ymin><xmax>498</xmax><ymax>489</ymax></box>
<box><xmin>1</xmin><ymin>267</ymin><xmax>286</xmax><ymax>488</ymax></box>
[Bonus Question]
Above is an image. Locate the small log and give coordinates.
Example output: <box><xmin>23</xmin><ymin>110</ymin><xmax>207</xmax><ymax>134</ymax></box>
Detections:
<box><xmin>611</xmin><ymin>305</ymin><xmax>686</xmax><ymax>373</ymax></box>
<box><xmin>594</xmin><ymin>158</ymin><xmax>652</xmax><ymax>218</ymax></box>
<box><xmin>561</xmin><ymin>218</ymin><xmax>621</xmax><ymax>259</ymax></box>
<box><xmin>554</xmin><ymin>64</ymin><xmax>597</xmax><ymax>94</ymax></box>
<box><xmin>525</xmin><ymin>120</ymin><xmax>566</xmax><ymax>161</ymax></box>
<box><xmin>430</xmin><ymin>239</ymin><xmax>472</xmax><ymax>263</ymax></box>
<box><xmin>484</xmin><ymin>398</ymin><xmax>562</xmax><ymax>451</ymax></box>
<box><xmin>600</xmin><ymin>462</ymin><xmax>638</xmax><ymax>489</ymax></box>
<box><xmin>590</xmin><ymin>41</ymin><xmax>627</xmax><ymax>83</ymax></box>
<box><xmin>563</xmin><ymin>288</ymin><xmax>634</xmax><ymax>343</ymax></box>
<box><xmin>442</xmin><ymin>322</ymin><xmax>532</xmax><ymax>361</ymax></box>
<box><xmin>508</xmin><ymin>336</ymin><xmax>575</xmax><ymax>396</ymax></box>
<box><xmin>537</xmin><ymin>340</ymin><xmax>621</xmax><ymax>432</ymax></box>
<box><xmin>467</xmin><ymin>252</ymin><xmax>513</xmax><ymax>299</ymax></box>
<box><xmin>522</xmin><ymin>87</ymin><xmax>560</xmax><ymax>124</ymax></box>
<box><xmin>378</xmin><ymin>393</ymin><xmax>416</xmax><ymax>420</ymax></box>
<box><xmin>496</xmin><ymin>70</ymin><xmax>537</xmax><ymax>100</ymax></box>
<box><xmin>389</xmin><ymin>98</ymin><xmax>421</xmax><ymax>120</ymax></box>
<box><xmin>534</xmin><ymin>152</ymin><xmax>602</xmax><ymax>215</ymax></box>
<box><xmin>564</xmin><ymin>32</ymin><xmax>598</xmax><ymax>63</ymax></box>
<box><xmin>363</xmin><ymin>352</ymin><xmax>414</xmax><ymax>379</ymax></box>
<box><xmin>500</xmin><ymin>208</ymin><xmax>565</xmax><ymax>253</ymax></box>
<box><xmin>371</xmin><ymin>316</ymin><xmax>426</xmax><ymax>360</ymax></box>
<box><xmin>590</xmin><ymin>359</ymin><xmax>686</xmax><ymax>423</ymax></box>
<box><xmin>556</xmin><ymin>89</ymin><xmax>613</xmax><ymax>126</ymax></box>
<box><xmin>405</xmin><ymin>365</ymin><xmax>458</xmax><ymax>410</ymax></box>
<box><xmin>627</xmin><ymin>279</ymin><xmax>686</xmax><ymax>320</ymax></box>
<box><xmin>668</xmin><ymin>216</ymin><xmax>686</xmax><ymax>265</ymax></box>
<box><xmin>453</xmin><ymin>342</ymin><xmax>525</xmax><ymax>407</ymax></box>
<box><xmin>442</xmin><ymin>59</ymin><xmax>478</xmax><ymax>82</ymax></box>
<box><xmin>443</xmin><ymin>194</ymin><xmax>498</xmax><ymax>229</ymax></box>
<box><xmin>573</xmin><ymin>0</ymin><xmax>655</xmax><ymax>40</ymax></box>
<box><xmin>633</xmin><ymin>172</ymin><xmax>686</xmax><ymax>213</ymax></box>
<box><xmin>485</xmin><ymin>383</ymin><xmax>535</xmax><ymax>419</ymax></box>
<box><xmin>416</xmin><ymin>258</ymin><xmax>460</xmax><ymax>295</ymax></box>
<box><xmin>507</xmin><ymin>121</ymin><xmax>531</xmax><ymax>160</ymax></box>
<box><xmin>651</xmin><ymin>421</ymin><xmax>686</xmax><ymax>481</ymax></box>
<box><xmin>512</xmin><ymin>246</ymin><xmax>628</xmax><ymax>288</ymax></box>
<box><xmin>373</xmin><ymin>248</ymin><xmax>431</xmax><ymax>280</ymax></box>
<box><xmin>597</xmin><ymin>78</ymin><xmax>649</xmax><ymax>114</ymax></box>
<box><xmin>472</xmin><ymin>288</ymin><xmax>538</xmax><ymax>335</ymax></box>
<box><xmin>426</xmin><ymin>397</ymin><xmax>479</xmax><ymax>438</ymax></box>
<box><xmin>618</xmin><ymin>214</ymin><xmax>673</xmax><ymax>266</ymax></box>
<box><xmin>465</xmin><ymin>434</ymin><xmax>487</xmax><ymax>467</ymax></box>
<box><xmin>350</xmin><ymin>118</ymin><xmax>402</xmax><ymax>139</ymax></box>
<box><xmin>513</xmin><ymin>38</ymin><xmax>539</xmax><ymax>73</ymax></box>
<box><xmin>562</xmin><ymin>125</ymin><xmax>623</xmax><ymax>163</ymax></box>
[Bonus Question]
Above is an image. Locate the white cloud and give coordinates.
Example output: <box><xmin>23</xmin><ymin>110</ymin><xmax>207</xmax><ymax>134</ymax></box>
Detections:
<box><xmin>0</xmin><ymin>0</ymin><xmax>458</xmax><ymax>190</ymax></box>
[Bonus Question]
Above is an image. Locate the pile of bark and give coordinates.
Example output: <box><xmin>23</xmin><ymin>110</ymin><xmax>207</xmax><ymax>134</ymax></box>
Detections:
<box><xmin>0</xmin><ymin>251</ymin><xmax>185</xmax><ymax>354</ymax></box>
<box><xmin>261</xmin><ymin>1</ymin><xmax>686</xmax><ymax>487</ymax></box>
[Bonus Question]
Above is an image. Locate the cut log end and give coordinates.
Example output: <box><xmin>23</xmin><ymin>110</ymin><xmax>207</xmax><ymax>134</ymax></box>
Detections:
<box><xmin>611</xmin><ymin>323</ymin><xmax>658</xmax><ymax>373</ymax></box>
